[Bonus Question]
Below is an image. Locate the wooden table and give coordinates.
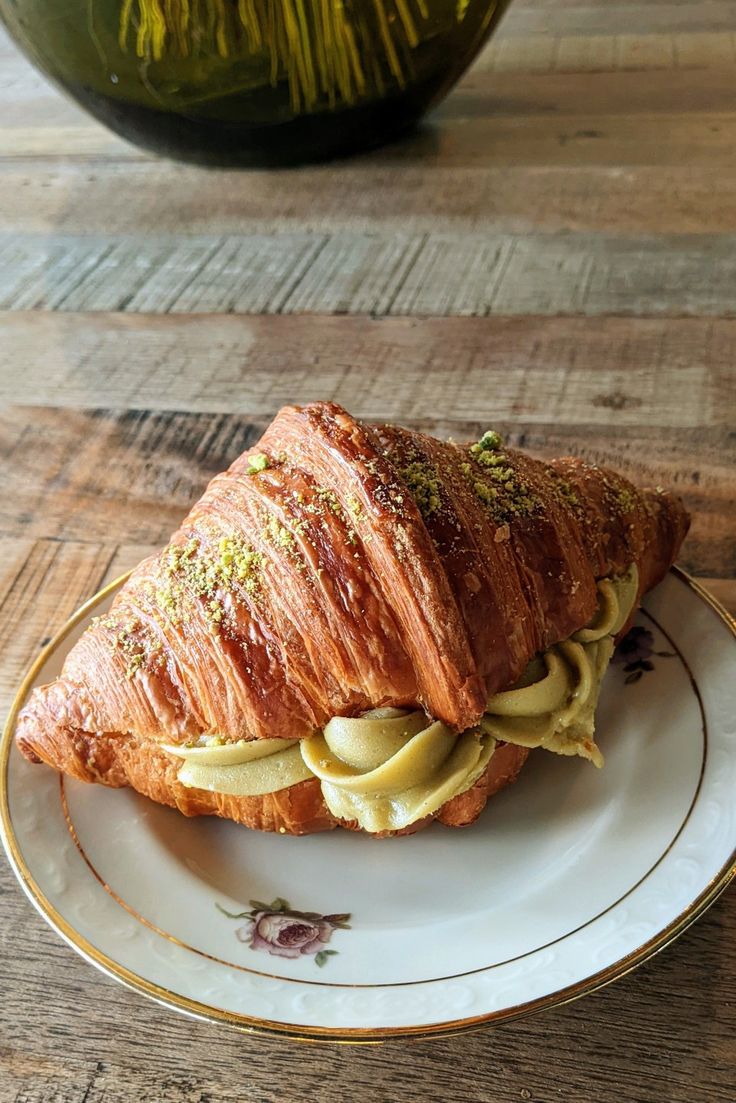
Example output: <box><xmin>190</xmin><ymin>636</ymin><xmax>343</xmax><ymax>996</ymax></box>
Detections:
<box><xmin>1</xmin><ymin>0</ymin><xmax>734</xmax><ymax>1098</ymax></box>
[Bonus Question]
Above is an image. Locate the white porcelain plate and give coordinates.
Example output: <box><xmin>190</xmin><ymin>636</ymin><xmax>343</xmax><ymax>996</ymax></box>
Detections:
<box><xmin>1</xmin><ymin>568</ymin><xmax>734</xmax><ymax>1042</ymax></box>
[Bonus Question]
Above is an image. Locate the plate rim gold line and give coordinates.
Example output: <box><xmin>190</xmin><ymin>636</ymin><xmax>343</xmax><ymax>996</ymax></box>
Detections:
<box><xmin>1</xmin><ymin>565</ymin><xmax>735</xmax><ymax>1044</ymax></box>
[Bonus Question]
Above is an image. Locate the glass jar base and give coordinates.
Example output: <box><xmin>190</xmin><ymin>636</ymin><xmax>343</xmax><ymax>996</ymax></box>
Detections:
<box><xmin>64</xmin><ymin>81</ymin><xmax>432</xmax><ymax>167</ymax></box>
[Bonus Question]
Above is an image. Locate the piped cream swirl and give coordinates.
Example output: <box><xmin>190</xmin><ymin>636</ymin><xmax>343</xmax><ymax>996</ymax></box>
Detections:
<box><xmin>480</xmin><ymin>564</ymin><xmax>638</xmax><ymax>767</ymax></box>
<box><xmin>164</xmin><ymin>736</ymin><xmax>311</xmax><ymax>795</ymax></box>
<box><xmin>300</xmin><ymin>708</ymin><xmax>495</xmax><ymax>832</ymax></box>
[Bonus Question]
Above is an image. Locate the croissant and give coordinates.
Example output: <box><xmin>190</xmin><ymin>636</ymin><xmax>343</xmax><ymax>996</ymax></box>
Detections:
<box><xmin>16</xmin><ymin>401</ymin><xmax>689</xmax><ymax>836</ymax></box>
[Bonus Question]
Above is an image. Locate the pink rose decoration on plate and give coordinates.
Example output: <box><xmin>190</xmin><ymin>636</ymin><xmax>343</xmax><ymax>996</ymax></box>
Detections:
<box><xmin>216</xmin><ymin>898</ymin><xmax>351</xmax><ymax>967</ymax></box>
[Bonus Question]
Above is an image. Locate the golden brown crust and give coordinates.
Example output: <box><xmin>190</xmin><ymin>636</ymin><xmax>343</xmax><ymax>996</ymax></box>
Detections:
<box><xmin>16</xmin><ymin>402</ymin><xmax>690</xmax><ymax>836</ymax></box>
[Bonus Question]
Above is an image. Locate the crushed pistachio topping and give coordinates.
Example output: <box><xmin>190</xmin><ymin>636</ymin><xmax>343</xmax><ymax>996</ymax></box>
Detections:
<box><xmin>97</xmin><ymin>617</ymin><xmax>151</xmax><ymax>679</ymax></box>
<box><xmin>470</xmin><ymin>429</ymin><xmax>503</xmax><ymax>454</ymax></box>
<box><xmin>217</xmin><ymin>536</ymin><xmax>263</xmax><ymax>588</ymax></box>
<box><xmin>315</xmin><ymin>487</ymin><xmax>343</xmax><ymax>516</ymax></box>
<box><xmin>616</xmin><ymin>487</ymin><xmax>637</xmax><ymax>513</ymax></box>
<box><xmin>151</xmin><ymin>534</ymin><xmax>263</xmax><ymax>625</ymax></box>
<box><xmin>124</xmin><ymin>651</ymin><xmax>145</xmax><ymax>679</ymax></box>
<box><xmin>207</xmin><ymin>600</ymin><xmax>223</xmax><ymax>623</ymax></box>
<box><xmin>247</xmin><ymin>453</ymin><xmax>269</xmax><ymax>474</ymax></box>
<box><xmin>260</xmin><ymin>511</ymin><xmax>315</xmax><ymax>569</ymax></box>
<box><xmin>462</xmin><ymin>432</ymin><xmax>538</xmax><ymax>523</ymax></box>
<box><xmin>600</xmin><ymin>473</ymin><xmax>640</xmax><ymax>518</ymax></box>
<box><xmin>262</xmin><ymin>516</ymin><xmax>295</xmax><ymax>550</ymax></box>
<box><xmin>550</xmin><ymin>473</ymin><xmax>580</xmax><ymax>511</ymax></box>
<box><xmin>346</xmin><ymin>495</ymin><xmax>364</xmax><ymax>521</ymax></box>
<box><xmin>301</xmin><ymin>486</ymin><xmax>359</xmax><ymax>544</ymax></box>
<box><xmin>473</xmin><ymin>480</ymin><xmax>497</xmax><ymax>505</ymax></box>
<box><xmin>398</xmin><ymin>458</ymin><xmax>443</xmax><ymax>520</ymax></box>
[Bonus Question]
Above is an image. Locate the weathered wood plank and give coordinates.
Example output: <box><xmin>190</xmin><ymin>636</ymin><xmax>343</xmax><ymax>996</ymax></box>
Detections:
<box><xmin>406</xmin><ymin>112</ymin><xmax>736</xmax><ymax>170</ymax></box>
<box><xmin>4</xmin><ymin>231</ymin><xmax>736</xmax><ymax>316</ymax></box>
<box><xmin>275</xmin><ymin>233</ymin><xmax>426</xmax><ymax>315</ymax></box>
<box><xmin>0</xmin><ymin>408</ymin><xmax>261</xmax><ymax>545</ymax></box>
<box><xmin>489</xmin><ymin>34</ymin><xmax>558</xmax><ymax>73</ymax></box>
<box><xmin>505</xmin><ymin>2</ymin><xmax>736</xmax><ymax>37</ymax></box>
<box><xmin>615</xmin><ymin>32</ymin><xmax>676</xmax><ymax>70</ymax></box>
<box><xmin>0</xmin><ymin>538</ymin><xmax>114</xmax><ymax>715</ymax></box>
<box><xmin>3</xmin><ymin>64</ymin><xmax>736</xmax><ymax>249</ymax></box>
<box><xmin>484</xmin><ymin>30</ymin><xmax>736</xmax><ymax>74</ymax></box>
<box><xmin>384</xmin><ymin>232</ymin><xmax>736</xmax><ymax>317</ymax></box>
<box><xmin>101</xmin><ymin>542</ymin><xmax>159</xmax><ymax>586</ymax></box>
<box><xmin>1</xmin><ymin>313</ymin><xmax>732</xmax><ymax>427</ymax></box>
<box><xmin>3</xmin><ymin>161</ymin><xmax>735</xmax><ymax>236</ymax></box>
<box><xmin>0</xmin><ymin>125</ymin><xmax>134</xmax><ymax>160</ymax></box>
<box><xmin>384</xmin><ymin>234</ymin><xmax>513</xmax><ymax>316</ymax></box>
<box><xmin>674</xmin><ymin>30</ymin><xmax>736</xmax><ymax>67</ymax></box>
<box><xmin>549</xmin><ymin>33</ymin><xmax>618</xmax><ymax>73</ymax></box>
<box><xmin>0</xmin><ymin>161</ymin><xmax>725</xmax><ymax>241</ymax></box>
<box><xmin>0</xmin><ymin>237</ymin><xmax>115</xmax><ymax>311</ymax></box>
<box><xmin>434</xmin><ymin>65</ymin><xmax>736</xmax><ymax>118</ymax></box>
<box><xmin>166</xmin><ymin>234</ymin><xmax>329</xmax><ymax>315</ymax></box>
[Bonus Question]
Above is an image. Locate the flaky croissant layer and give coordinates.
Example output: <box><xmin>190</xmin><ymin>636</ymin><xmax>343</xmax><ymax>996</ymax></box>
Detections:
<box><xmin>17</xmin><ymin>402</ymin><xmax>689</xmax><ymax>835</ymax></box>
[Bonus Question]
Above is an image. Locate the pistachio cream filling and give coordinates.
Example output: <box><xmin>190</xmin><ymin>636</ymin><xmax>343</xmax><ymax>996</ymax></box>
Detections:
<box><xmin>480</xmin><ymin>564</ymin><xmax>638</xmax><ymax>768</ymax></box>
<box><xmin>300</xmin><ymin>709</ymin><xmax>496</xmax><ymax>833</ymax></box>
<box><xmin>168</xmin><ymin>566</ymin><xmax>638</xmax><ymax>829</ymax></box>
<box><xmin>164</xmin><ymin>737</ymin><xmax>312</xmax><ymax>796</ymax></box>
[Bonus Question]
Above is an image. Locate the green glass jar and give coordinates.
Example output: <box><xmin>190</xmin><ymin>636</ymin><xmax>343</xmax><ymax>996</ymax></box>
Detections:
<box><xmin>0</xmin><ymin>0</ymin><xmax>511</xmax><ymax>165</ymax></box>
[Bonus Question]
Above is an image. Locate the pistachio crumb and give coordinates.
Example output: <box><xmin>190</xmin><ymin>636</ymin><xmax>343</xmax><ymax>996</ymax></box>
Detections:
<box><xmin>470</xmin><ymin>429</ymin><xmax>503</xmax><ymax>454</ymax></box>
<box><xmin>616</xmin><ymin>487</ymin><xmax>637</xmax><ymax>513</ymax></box>
<box><xmin>399</xmin><ymin>460</ymin><xmax>443</xmax><ymax>519</ymax></box>
<box><xmin>461</xmin><ymin>440</ymin><xmax>538</xmax><ymax>522</ymax></box>
<box><xmin>315</xmin><ymin>487</ymin><xmax>343</xmax><ymax>516</ymax></box>
<box><xmin>153</xmin><ymin>534</ymin><xmax>263</xmax><ymax>624</ymax></box>
<box><xmin>553</xmin><ymin>477</ymin><xmax>580</xmax><ymax>510</ymax></box>
<box><xmin>263</xmin><ymin>516</ymin><xmax>295</xmax><ymax>550</ymax></box>
<box><xmin>346</xmin><ymin>495</ymin><xmax>364</xmax><ymax>521</ymax></box>
<box><xmin>247</xmin><ymin>453</ymin><xmax>269</xmax><ymax>474</ymax></box>
<box><xmin>473</xmin><ymin>480</ymin><xmax>497</xmax><ymax>504</ymax></box>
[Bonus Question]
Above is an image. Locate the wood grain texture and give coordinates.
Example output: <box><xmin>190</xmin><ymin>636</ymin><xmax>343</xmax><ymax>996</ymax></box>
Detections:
<box><xmin>1</xmin><ymin>312</ymin><xmax>734</xmax><ymax>426</ymax></box>
<box><xmin>5</xmin><ymin>65</ymin><xmax>736</xmax><ymax>165</ymax></box>
<box><xmin>6</xmin><ymin>230</ymin><xmax>736</xmax><ymax>316</ymax></box>
<box><xmin>6</xmin><ymin>160</ymin><xmax>736</xmax><ymax>237</ymax></box>
<box><xmin>3</xmin><ymin>38</ymin><xmax>736</xmax><ymax>318</ymax></box>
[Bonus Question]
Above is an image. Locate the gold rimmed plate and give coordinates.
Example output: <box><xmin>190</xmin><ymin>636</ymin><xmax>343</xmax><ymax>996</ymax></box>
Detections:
<box><xmin>1</xmin><ymin>568</ymin><xmax>735</xmax><ymax>1042</ymax></box>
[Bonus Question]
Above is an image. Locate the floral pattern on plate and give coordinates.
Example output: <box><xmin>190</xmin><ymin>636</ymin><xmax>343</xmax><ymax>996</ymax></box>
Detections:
<box><xmin>614</xmin><ymin>625</ymin><xmax>676</xmax><ymax>684</ymax></box>
<box><xmin>217</xmin><ymin>898</ymin><xmax>351</xmax><ymax>966</ymax></box>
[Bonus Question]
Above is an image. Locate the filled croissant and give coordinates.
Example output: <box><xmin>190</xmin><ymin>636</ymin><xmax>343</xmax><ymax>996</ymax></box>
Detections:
<box><xmin>17</xmin><ymin>402</ymin><xmax>689</xmax><ymax>836</ymax></box>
